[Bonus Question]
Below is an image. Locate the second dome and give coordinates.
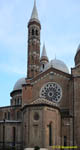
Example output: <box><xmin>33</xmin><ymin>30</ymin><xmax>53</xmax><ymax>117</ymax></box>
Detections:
<box><xmin>44</xmin><ymin>59</ymin><xmax>69</xmax><ymax>74</ymax></box>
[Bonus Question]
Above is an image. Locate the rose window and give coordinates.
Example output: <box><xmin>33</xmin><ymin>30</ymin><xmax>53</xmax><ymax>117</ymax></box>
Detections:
<box><xmin>40</xmin><ymin>82</ymin><xmax>62</xmax><ymax>102</ymax></box>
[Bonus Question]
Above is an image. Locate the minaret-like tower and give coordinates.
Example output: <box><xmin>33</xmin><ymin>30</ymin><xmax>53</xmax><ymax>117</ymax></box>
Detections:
<box><xmin>27</xmin><ymin>0</ymin><xmax>41</xmax><ymax>79</ymax></box>
<box><xmin>40</xmin><ymin>43</ymin><xmax>49</xmax><ymax>72</ymax></box>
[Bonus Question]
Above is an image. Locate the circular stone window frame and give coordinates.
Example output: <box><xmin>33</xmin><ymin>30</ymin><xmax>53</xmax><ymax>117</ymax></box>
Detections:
<box><xmin>40</xmin><ymin>82</ymin><xmax>62</xmax><ymax>103</ymax></box>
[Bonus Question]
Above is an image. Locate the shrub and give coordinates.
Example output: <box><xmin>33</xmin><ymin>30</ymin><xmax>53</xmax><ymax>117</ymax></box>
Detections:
<box><xmin>34</xmin><ymin>146</ymin><xmax>40</xmax><ymax>150</ymax></box>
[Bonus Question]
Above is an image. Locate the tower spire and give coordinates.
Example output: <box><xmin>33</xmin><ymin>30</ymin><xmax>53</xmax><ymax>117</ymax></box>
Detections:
<box><xmin>40</xmin><ymin>43</ymin><xmax>49</xmax><ymax>72</ymax></box>
<box><xmin>41</xmin><ymin>43</ymin><xmax>49</xmax><ymax>62</ymax></box>
<box><xmin>30</xmin><ymin>0</ymin><xmax>39</xmax><ymax>21</ymax></box>
<box><xmin>27</xmin><ymin>0</ymin><xmax>41</xmax><ymax>78</ymax></box>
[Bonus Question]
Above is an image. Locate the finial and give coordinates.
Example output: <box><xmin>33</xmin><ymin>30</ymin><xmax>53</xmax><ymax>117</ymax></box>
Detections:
<box><xmin>43</xmin><ymin>42</ymin><xmax>45</xmax><ymax>50</ymax></box>
<box><xmin>34</xmin><ymin>0</ymin><xmax>36</xmax><ymax>6</ymax></box>
<box><xmin>41</xmin><ymin>43</ymin><xmax>47</xmax><ymax>57</ymax></box>
<box><xmin>55</xmin><ymin>54</ymin><xmax>56</xmax><ymax>60</ymax></box>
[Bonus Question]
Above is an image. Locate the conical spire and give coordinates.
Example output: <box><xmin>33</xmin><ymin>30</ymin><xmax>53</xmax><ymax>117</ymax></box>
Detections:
<box><xmin>30</xmin><ymin>0</ymin><xmax>39</xmax><ymax>21</ymax></box>
<box><xmin>41</xmin><ymin>43</ymin><xmax>49</xmax><ymax>62</ymax></box>
<box><xmin>41</xmin><ymin>44</ymin><xmax>47</xmax><ymax>57</ymax></box>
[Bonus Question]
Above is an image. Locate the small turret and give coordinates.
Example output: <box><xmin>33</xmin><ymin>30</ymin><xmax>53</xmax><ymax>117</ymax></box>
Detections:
<box><xmin>41</xmin><ymin>43</ymin><xmax>49</xmax><ymax>62</ymax></box>
<box><xmin>40</xmin><ymin>43</ymin><xmax>49</xmax><ymax>72</ymax></box>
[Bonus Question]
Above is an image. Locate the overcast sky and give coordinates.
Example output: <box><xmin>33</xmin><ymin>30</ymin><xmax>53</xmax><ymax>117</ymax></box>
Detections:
<box><xmin>0</xmin><ymin>0</ymin><xmax>80</xmax><ymax>106</ymax></box>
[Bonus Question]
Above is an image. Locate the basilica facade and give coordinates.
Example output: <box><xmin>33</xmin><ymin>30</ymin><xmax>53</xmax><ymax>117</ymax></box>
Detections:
<box><xmin>0</xmin><ymin>1</ymin><xmax>80</xmax><ymax>149</ymax></box>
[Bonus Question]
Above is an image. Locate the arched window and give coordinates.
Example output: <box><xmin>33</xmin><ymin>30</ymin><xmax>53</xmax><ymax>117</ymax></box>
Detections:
<box><xmin>4</xmin><ymin>112</ymin><xmax>7</xmax><ymax>119</ymax></box>
<box><xmin>17</xmin><ymin>98</ymin><xmax>19</xmax><ymax>105</ymax></box>
<box><xmin>48</xmin><ymin>122</ymin><xmax>52</xmax><ymax>146</ymax></box>
<box><xmin>64</xmin><ymin>136</ymin><xmax>67</xmax><ymax>146</ymax></box>
<box><xmin>43</xmin><ymin>64</ymin><xmax>44</xmax><ymax>69</ymax></box>
<box><xmin>19</xmin><ymin>98</ymin><xmax>22</xmax><ymax>105</ymax></box>
<box><xmin>36</xmin><ymin>30</ymin><xmax>38</xmax><ymax>36</ymax></box>
<box><xmin>32</xmin><ymin>56</ymin><xmax>34</xmax><ymax>62</ymax></box>
<box><xmin>8</xmin><ymin>112</ymin><xmax>10</xmax><ymax>120</ymax></box>
<box><xmin>12</xmin><ymin>127</ymin><xmax>16</xmax><ymax>146</ymax></box>
<box><xmin>15</xmin><ymin>99</ymin><xmax>16</xmax><ymax>105</ymax></box>
<box><xmin>32</xmin><ymin>29</ymin><xmax>34</xmax><ymax>35</ymax></box>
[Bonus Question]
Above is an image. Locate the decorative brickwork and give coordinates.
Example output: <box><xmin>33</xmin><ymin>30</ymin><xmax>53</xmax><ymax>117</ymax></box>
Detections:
<box><xmin>27</xmin><ymin>20</ymin><xmax>41</xmax><ymax>79</ymax></box>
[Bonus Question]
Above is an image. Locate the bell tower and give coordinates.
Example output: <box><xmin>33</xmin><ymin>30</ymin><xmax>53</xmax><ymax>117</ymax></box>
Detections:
<box><xmin>27</xmin><ymin>0</ymin><xmax>41</xmax><ymax>79</ymax></box>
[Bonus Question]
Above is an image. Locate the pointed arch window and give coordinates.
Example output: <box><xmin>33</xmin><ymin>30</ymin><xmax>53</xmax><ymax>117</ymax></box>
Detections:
<box><xmin>48</xmin><ymin>122</ymin><xmax>52</xmax><ymax>146</ymax></box>
<box><xmin>8</xmin><ymin>112</ymin><xmax>10</xmax><ymax>120</ymax></box>
<box><xmin>12</xmin><ymin>127</ymin><xmax>16</xmax><ymax>146</ymax></box>
<box><xmin>36</xmin><ymin>29</ymin><xmax>38</xmax><ymax>36</ymax></box>
<box><xmin>4</xmin><ymin>112</ymin><xmax>7</xmax><ymax>119</ymax></box>
<box><xmin>64</xmin><ymin>136</ymin><xmax>67</xmax><ymax>146</ymax></box>
<box><xmin>32</xmin><ymin>29</ymin><xmax>34</xmax><ymax>35</ymax></box>
<box><xmin>43</xmin><ymin>64</ymin><xmax>44</xmax><ymax>69</ymax></box>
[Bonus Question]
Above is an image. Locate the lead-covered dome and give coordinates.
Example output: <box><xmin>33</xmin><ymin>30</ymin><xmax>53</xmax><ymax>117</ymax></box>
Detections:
<box><xmin>76</xmin><ymin>44</ymin><xmax>80</xmax><ymax>54</ymax></box>
<box><xmin>44</xmin><ymin>59</ymin><xmax>69</xmax><ymax>73</ymax></box>
<box><xmin>75</xmin><ymin>44</ymin><xmax>80</xmax><ymax>66</ymax></box>
<box><xmin>13</xmin><ymin>78</ymin><xmax>26</xmax><ymax>91</ymax></box>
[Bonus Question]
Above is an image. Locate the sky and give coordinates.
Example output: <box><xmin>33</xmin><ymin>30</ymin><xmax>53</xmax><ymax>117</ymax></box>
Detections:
<box><xmin>0</xmin><ymin>0</ymin><xmax>80</xmax><ymax>106</ymax></box>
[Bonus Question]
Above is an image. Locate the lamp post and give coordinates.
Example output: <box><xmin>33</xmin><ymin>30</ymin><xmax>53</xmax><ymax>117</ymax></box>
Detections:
<box><xmin>3</xmin><ymin>119</ymin><xmax>5</xmax><ymax>150</ymax></box>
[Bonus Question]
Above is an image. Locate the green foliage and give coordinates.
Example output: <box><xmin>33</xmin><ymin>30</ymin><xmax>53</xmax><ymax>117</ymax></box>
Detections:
<box><xmin>34</xmin><ymin>146</ymin><xmax>40</xmax><ymax>150</ymax></box>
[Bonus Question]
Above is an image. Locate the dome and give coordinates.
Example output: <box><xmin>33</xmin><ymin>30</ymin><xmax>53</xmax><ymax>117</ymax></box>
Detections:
<box><xmin>44</xmin><ymin>59</ymin><xmax>69</xmax><ymax>74</ymax></box>
<box><xmin>13</xmin><ymin>78</ymin><xmax>26</xmax><ymax>91</ymax></box>
<box><xmin>75</xmin><ymin>44</ymin><xmax>80</xmax><ymax>66</ymax></box>
<box><xmin>76</xmin><ymin>44</ymin><xmax>80</xmax><ymax>54</ymax></box>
